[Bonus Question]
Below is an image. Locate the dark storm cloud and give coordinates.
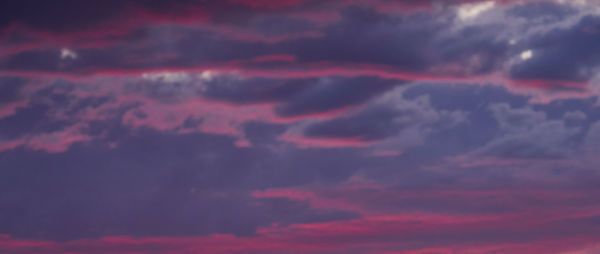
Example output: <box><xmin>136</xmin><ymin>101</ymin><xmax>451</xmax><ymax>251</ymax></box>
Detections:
<box><xmin>1</xmin><ymin>28</ymin><xmax>272</xmax><ymax>74</ymax></box>
<box><xmin>274</xmin><ymin>76</ymin><xmax>400</xmax><ymax>118</ymax></box>
<box><xmin>1</xmin><ymin>0</ymin><xmax>127</xmax><ymax>34</ymax></box>
<box><xmin>303</xmin><ymin>106</ymin><xmax>406</xmax><ymax>141</ymax></box>
<box><xmin>0</xmin><ymin>0</ymin><xmax>307</xmax><ymax>35</ymax></box>
<box><xmin>6</xmin><ymin>0</ymin><xmax>598</xmax><ymax>89</ymax></box>
<box><xmin>201</xmin><ymin>77</ymin><xmax>315</xmax><ymax>105</ymax></box>
<box><xmin>0</xmin><ymin>0</ymin><xmax>505</xmax><ymax>36</ymax></box>
<box><xmin>511</xmin><ymin>15</ymin><xmax>600</xmax><ymax>83</ymax></box>
<box><xmin>1</xmin><ymin>3</ymin><xmax>512</xmax><ymax>80</ymax></box>
<box><xmin>283</xmin><ymin>7</ymin><xmax>442</xmax><ymax>71</ymax></box>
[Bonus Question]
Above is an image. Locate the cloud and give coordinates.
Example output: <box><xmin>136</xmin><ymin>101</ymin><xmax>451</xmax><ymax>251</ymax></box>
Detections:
<box><xmin>0</xmin><ymin>81</ymin><xmax>116</xmax><ymax>152</ymax></box>
<box><xmin>200</xmin><ymin>76</ymin><xmax>316</xmax><ymax>105</ymax></box>
<box><xmin>510</xmin><ymin>15</ymin><xmax>600</xmax><ymax>83</ymax></box>
<box><xmin>0</xmin><ymin>0</ymin><xmax>595</xmax><ymax>99</ymax></box>
<box><xmin>563</xmin><ymin>110</ymin><xmax>587</xmax><ymax>123</ymax></box>
<box><xmin>4</xmin><ymin>0</ymin><xmax>597</xmax><ymax>103</ymax></box>
<box><xmin>1</xmin><ymin>180</ymin><xmax>600</xmax><ymax>253</ymax></box>
<box><xmin>520</xmin><ymin>49</ymin><xmax>533</xmax><ymax>60</ymax></box>
<box><xmin>457</xmin><ymin>1</ymin><xmax>496</xmax><ymax>21</ymax></box>
<box><xmin>507</xmin><ymin>1</ymin><xmax>578</xmax><ymax>20</ymax></box>
<box><xmin>3</xmin><ymin>2</ymin><xmax>600</xmax><ymax>253</ymax></box>
<box><xmin>283</xmin><ymin>87</ymin><xmax>467</xmax><ymax>147</ymax></box>
<box><xmin>1</xmin><ymin>76</ymin><xmax>600</xmax><ymax>253</ymax></box>
<box><xmin>584</xmin><ymin>121</ymin><xmax>600</xmax><ymax>147</ymax></box>
<box><xmin>274</xmin><ymin>76</ymin><xmax>400</xmax><ymax>118</ymax></box>
<box><xmin>471</xmin><ymin>103</ymin><xmax>581</xmax><ymax>159</ymax></box>
<box><xmin>0</xmin><ymin>76</ymin><xmax>28</xmax><ymax>118</ymax></box>
<box><xmin>0</xmin><ymin>3</ymin><xmax>506</xmax><ymax>81</ymax></box>
<box><xmin>0</xmin><ymin>126</ymin><xmax>366</xmax><ymax>241</ymax></box>
<box><xmin>59</xmin><ymin>48</ymin><xmax>77</xmax><ymax>60</ymax></box>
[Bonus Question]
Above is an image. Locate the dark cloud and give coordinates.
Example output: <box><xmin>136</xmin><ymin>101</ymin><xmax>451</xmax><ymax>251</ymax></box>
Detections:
<box><xmin>304</xmin><ymin>106</ymin><xmax>405</xmax><ymax>141</ymax></box>
<box><xmin>301</xmin><ymin>91</ymin><xmax>458</xmax><ymax>142</ymax></box>
<box><xmin>0</xmin><ymin>0</ymin><xmax>286</xmax><ymax>35</ymax></box>
<box><xmin>507</xmin><ymin>2</ymin><xmax>577</xmax><ymax>20</ymax></box>
<box><xmin>0</xmin><ymin>0</ymin><xmax>127</xmax><ymax>34</ymax></box>
<box><xmin>284</xmin><ymin>7</ymin><xmax>442</xmax><ymax>71</ymax></box>
<box><xmin>128</xmin><ymin>74</ymin><xmax>400</xmax><ymax>119</ymax></box>
<box><xmin>436</xmin><ymin>25</ymin><xmax>508</xmax><ymax>75</ymax></box>
<box><xmin>1</xmin><ymin>3</ymin><xmax>510</xmax><ymax>79</ymax></box>
<box><xmin>1</xmin><ymin>0</ymin><xmax>461</xmax><ymax>36</ymax></box>
<box><xmin>201</xmin><ymin>76</ymin><xmax>315</xmax><ymax>105</ymax></box>
<box><xmin>0</xmin><ymin>104</ymin><xmax>67</xmax><ymax>138</ymax></box>
<box><xmin>247</xmin><ymin>14</ymin><xmax>317</xmax><ymax>36</ymax></box>
<box><xmin>0</xmin><ymin>78</ymin><xmax>381</xmax><ymax>239</ymax></box>
<box><xmin>2</xmin><ymin>1</ymin><xmax>600</xmax><ymax>253</ymax></box>
<box><xmin>0</xmin><ymin>81</ymin><xmax>110</xmax><ymax>139</ymax></box>
<box><xmin>1</xmin><ymin>49</ymin><xmax>74</xmax><ymax>73</ymax></box>
<box><xmin>511</xmin><ymin>15</ymin><xmax>600</xmax><ymax>82</ymax></box>
<box><xmin>275</xmin><ymin>76</ymin><xmax>400</xmax><ymax>118</ymax></box>
<box><xmin>242</xmin><ymin>121</ymin><xmax>288</xmax><ymax>144</ymax></box>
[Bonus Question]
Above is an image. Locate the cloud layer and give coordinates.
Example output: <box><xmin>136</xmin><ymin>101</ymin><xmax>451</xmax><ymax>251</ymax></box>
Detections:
<box><xmin>2</xmin><ymin>1</ymin><xmax>600</xmax><ymax>253</ymax></box>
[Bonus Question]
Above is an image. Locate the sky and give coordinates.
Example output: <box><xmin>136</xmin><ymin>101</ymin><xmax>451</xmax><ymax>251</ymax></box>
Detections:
<box><xmin>1</xmin><ymin>0</ymin><xmax>600</xmax><ymax>253</ymax></box>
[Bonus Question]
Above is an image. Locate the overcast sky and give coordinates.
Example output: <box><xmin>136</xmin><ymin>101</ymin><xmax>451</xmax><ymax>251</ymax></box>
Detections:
<box><xmin>2</xmin><ymin>0</ymin><xmax>600</xmax><ymax>253</ymax></box>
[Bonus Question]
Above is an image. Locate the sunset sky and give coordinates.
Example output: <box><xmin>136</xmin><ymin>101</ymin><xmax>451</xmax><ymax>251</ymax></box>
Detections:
<box><xmin>1</xmin><ymin>0</ymin><xmax>600</xmax><ymax>253</ymax></box>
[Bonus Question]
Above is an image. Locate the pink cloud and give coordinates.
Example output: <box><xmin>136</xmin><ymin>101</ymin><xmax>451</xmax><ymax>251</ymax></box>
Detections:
<box><xmin>279</xmin><ymin>134</ymin><xmax>376</xmax><ymax>148</ymax></box>
<box><xmin>0</xmin><ymin>101</ymin><xmax>27</xmax><ymax>119</ymax></box>
<box><xmin>2</xmin><ymin>214</ymin><xmax>592</xmax><ymax>254</ymax></box>
<box><xmin>251</xmin><ymin>54</ymin><xmax>297</xmax><ymax>63</ymax></box>
<box><xmin>371</xmin><ymin>149</ymin><xmax>404</xmax><ymax>157</ymax></box>
<box><xmin>0</xmin><ymin>124</ymin><xmax>91</xmax><ymax>153</ymax></box>
<box><xmin>1</xmin><ymin>186</ymin><xmax>600</xmax><ymax>254</ymax></box>
<box><xmin>227</xmin><ymin>0</ymin><xmax>305</xmax><ymax>9</ymax></box>
<box><xmin>3</xmin><ymin>53</ymin><xmax>596</xmax><ymax>104</ymax></box>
